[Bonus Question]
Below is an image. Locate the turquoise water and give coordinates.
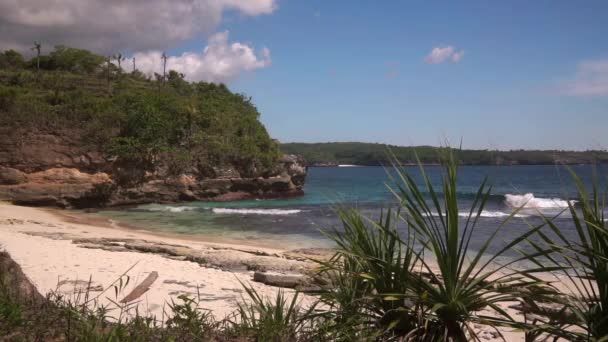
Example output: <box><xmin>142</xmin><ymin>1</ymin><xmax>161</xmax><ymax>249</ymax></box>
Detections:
<box><xmin>94</xmin><ymin>165</ymin><xmax>608</xmax><ymax>251</ymax></box>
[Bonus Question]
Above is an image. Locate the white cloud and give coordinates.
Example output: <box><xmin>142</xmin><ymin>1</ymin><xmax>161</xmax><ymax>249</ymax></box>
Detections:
<box><xmin>451</xmin><ymin>50</ymin><xmax>465</xmax><ymax>63</ymax></box>
<box><xmin>424</xmin><ymin>46</ymin><xmax>464</xmax><ymax>64</ymax></box>
<box><xmin>133</xmin><ymin>31</ymin><xmax>271</xmax><ymax>83</ymax></box>
<box><xmin>562</xmin><ymin>59</ymin><xmax>608</xmax><ymax>97</ymax></box>
<box><xmin>0</xmin><ymin>0</ymin><xmax>276</xmax><ymax>53</ymax></box>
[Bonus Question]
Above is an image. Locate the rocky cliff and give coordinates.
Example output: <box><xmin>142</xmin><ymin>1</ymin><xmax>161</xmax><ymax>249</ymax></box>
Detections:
<box><xmin>0</xmin><ymin>127</ymin><xmax>307</xmax><ymax>208</ymax></box>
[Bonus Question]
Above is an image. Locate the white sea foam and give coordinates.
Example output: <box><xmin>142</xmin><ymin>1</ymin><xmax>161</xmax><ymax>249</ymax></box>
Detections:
<box><xmin>211</xmin><ymin>208</ymin><xmax>302</xmax><ymax>215</ymax></box>
<box><xmin>468</xmin><ymin>210</ymin><xmax>530</xmax><ymax>218</ymax></box>
<box><xmin>423</xmin><ymin>211</ymin><xmax>529</xmax><ymax>218</ymax></box>
<box><xmin>146</xmin><ymin>206</ymin><xmax>198</xmax><ymax>213</ymax></box>
<box><xmin>504</xmin><ymin>193</ymin><xmax>574</xmax><ymax>209</ymax></box>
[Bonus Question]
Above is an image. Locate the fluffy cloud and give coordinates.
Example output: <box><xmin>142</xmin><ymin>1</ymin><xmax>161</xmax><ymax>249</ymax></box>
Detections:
<box><xmin>133</xmin><ymin>31</ymin><xmax>271</xmax><ymax>83</ymax></box>
<box><xmin>451</xmin><ymin>50</ymin><xmax>465</xmax><ymax>63</ymax></box>
<box><xmin>0</xmin><ymin>0</ymin><xmax>276</xmax><ymax>53</ymax></box>
<box><xmin>562</xmin><ymin>59</ymin><xmax>608</xmax><ymax>97</ymax></box>
<box><xmin>424</xmin><ymin>46</ymin><xmax>465</xmax><ymax>64</ymax></box>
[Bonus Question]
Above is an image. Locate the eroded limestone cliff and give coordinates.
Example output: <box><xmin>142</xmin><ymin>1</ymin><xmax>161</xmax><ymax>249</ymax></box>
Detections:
<box><xmin>0</xmin><ymin>127</ymin><xmax>306</xmax><ymax>208</ymax></box>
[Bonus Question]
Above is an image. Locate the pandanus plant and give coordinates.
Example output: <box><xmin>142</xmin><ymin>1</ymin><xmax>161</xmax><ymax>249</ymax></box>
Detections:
<box><xmin>528</xmin><ymin>169</ymin><xmax>608</xmax><ymax>341</ymax></box>
<box><xmin>389</xmin><ymin>150</ymin><xmax>556</xmax><ymax>340</ymax></box>
<box><xmin>318</xmin><ymin>208</ymin><xmax>422</xmax><ymax>340</ymax></box>
<box><xmin>320</xmin><ymin>149</ymin><xmax>553</xmax><ymax>341</ymax></box>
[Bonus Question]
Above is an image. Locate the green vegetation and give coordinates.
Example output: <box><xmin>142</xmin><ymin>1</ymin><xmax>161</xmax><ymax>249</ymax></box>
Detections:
<box><xmin>281</xmin><ymin>142</ymin><xmax>608</xmax><ymax>166</ymax></box>
<box><xmin>233</xmin><ymin>283</ymin><xmax>317</xmax><ymax>340</ymax></box>
<box><xmin>531</xmin><ymin>170</ymin><xmax>608</xmax><ymax>339</ymax></box>
<box><xmin>3</xmin><ymin>150</ymin><xmax>607</xmax><ymax>340</ymax></box>
<box><xmin>0</xmin><ymin>46</ymin><xmax>280</xmax><ymax>177</ymax></box>
<box><xmin>1</xmin><ymin>45</ymin><xmax>607</xmax><ymax>339</ymax></box>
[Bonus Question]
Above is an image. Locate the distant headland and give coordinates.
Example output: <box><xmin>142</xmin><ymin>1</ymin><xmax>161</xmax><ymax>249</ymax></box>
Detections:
<box><xmin>280</xmin><ymin>142</ymin><xmax>608</xmax><ymax>166</ymax></box>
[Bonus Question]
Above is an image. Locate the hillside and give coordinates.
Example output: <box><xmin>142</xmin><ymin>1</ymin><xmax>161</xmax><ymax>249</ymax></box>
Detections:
<box><xmin>280</xmin><ymin>142</ymin><xmax>608</xmax><ymax>166</ymax></box>
<box><xmin>0</xmin><ymin>46</ymin><xmax>306</xmax><ymax>207</ymax></box>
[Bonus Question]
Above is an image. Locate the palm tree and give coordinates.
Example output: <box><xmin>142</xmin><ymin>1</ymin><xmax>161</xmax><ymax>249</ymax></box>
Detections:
<box><xmin>113</xmin><ymin>53</ymin><xmax>125</xmax><ymax>75</ymax></box>
<box><xmin>161</xmin><ymin>52</ymin><xmax>168</xmax><ymax>82</ymax></box>
<box><xmin>105</xmin><ymin>55</ymin><xmax>112</xmax><ymax>89</ymax></box>
<box><xmin>31</xmin><ymin>41</ymin><xmax>41</xmax><ymax>72</ymax></box>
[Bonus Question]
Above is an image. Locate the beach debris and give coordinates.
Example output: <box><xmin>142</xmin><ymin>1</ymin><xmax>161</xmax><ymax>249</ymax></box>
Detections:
<box><xmin>253</xmin><ymin>271</ymin><xmax>311</xmax><ymax>288</ymax></box>
<box><xmin>120</xmin><ymin>271</ymin><xmax>158</xmax><ymax>303</ymax></box>
<box><xmin>57</xmin><ymin>279</ymin><xmax>104</xmax><ymax>294</ymax></box>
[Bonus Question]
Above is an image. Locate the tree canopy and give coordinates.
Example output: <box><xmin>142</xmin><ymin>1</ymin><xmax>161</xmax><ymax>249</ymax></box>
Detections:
<box><xmin>0</xmin><ymin>45</ymin><xmax>280</xmax><ymax>177</ymax></box>
<box><xmin>280</xmin><ymin>142</ymin><xmax>608</xmax><ymax>165</ymax></box>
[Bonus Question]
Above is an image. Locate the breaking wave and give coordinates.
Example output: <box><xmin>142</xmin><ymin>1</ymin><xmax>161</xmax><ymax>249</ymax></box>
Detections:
<box><xmin>211</xmin><ymin>208</ymin><xmax>302</xmax><ymax>215</ymax></box>
<box><xmin>504</xmin><ymin>193</ymin><xmax>575</xmax><ymax>209</ymax></box>
<box><xmin>144</xmin><ymin>206</ymin><xmax>199</xmax><ymax>213</ymax></box>
<box><xmin>423</xmin><ymin>211</ymin><xmax>530</xmax><ymax>218</ymax></box>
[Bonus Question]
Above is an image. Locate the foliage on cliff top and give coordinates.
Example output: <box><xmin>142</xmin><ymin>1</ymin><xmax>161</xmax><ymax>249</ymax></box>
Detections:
<box><xmin>281</xmin><ymin>142</ymin><xmax>608</xmax><ymax>166</ymax></box>
<box><xmin>0</xmin><ymin>46</ymin><xmax>279</xmax><ymax>176</ymax></box>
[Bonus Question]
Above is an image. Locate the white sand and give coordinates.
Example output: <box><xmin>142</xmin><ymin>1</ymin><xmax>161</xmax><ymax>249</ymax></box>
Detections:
<box><xmin>0</xmin><ymin>202</ymin><xmax>306</xmax><ymax>322</ymax></box>
<box><xmin>0</xmin><ymin>202</ymin><xmax>582</xmax><ymax>340</ymax></box>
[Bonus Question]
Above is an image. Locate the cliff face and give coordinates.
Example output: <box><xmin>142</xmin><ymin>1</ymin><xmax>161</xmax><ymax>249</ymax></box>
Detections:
<box><xmin>0</xmin><ymin>127</ymin><xmax>307</xmax><ymax>208</ymax></box>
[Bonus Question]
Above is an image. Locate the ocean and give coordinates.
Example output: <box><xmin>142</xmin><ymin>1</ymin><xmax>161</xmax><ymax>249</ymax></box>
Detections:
<box><xmin>94</xmin><ymin>165</ymin><xmax>608</xmax><ymax>256</ymax></box>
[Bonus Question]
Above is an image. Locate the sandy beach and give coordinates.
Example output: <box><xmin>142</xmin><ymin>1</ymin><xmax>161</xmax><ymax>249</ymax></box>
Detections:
<box><xmin>0</xmin><ymin>202</ymin><xmax>581</xmax><ymax>340</ymax></box>
<box><xmin>0</xmin><ymin>202</ymin><xmax>321</xmax><ymax>322</ymax></box>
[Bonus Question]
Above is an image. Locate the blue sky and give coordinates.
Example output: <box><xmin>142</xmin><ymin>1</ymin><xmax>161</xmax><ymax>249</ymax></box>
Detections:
<box><xmin>204</xmin><ymin>1</ymin><xmax>608</xmax><ymax>150</ymax></box>
<box><xmin>4</xmin><ymin>0</ymin><xmax>606</xmax><ymax>150</ymax></box>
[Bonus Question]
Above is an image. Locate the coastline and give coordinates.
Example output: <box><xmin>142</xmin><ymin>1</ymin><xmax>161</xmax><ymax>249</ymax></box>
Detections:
<box><xmin>0</xmin><ymin>202</ymin><xmax>322</xmax><ymax>321</ymax></box>
<box><xmin>0</xmin><ymin>202</ymin><xmax>579</xmax><ymax>340</ymax></box>
<box><xmin>46</xmin><ymin>207</ymin><xmax>300</xmax><ymax>251</ymax></box>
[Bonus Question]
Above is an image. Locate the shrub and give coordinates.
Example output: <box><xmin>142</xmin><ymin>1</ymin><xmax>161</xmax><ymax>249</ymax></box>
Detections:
<box><xmin>0</xmin><ymin>85</ymin><xmax>17</xmax><ymax>111</ymax></box>
<box><xmin>529</xmin><ymin>168</ymin><xmax>608</xmax><ymax>340</ymax></box>
<box><xmin>232</xmin><ymin>282</ymin><xmax>316</xmax><ymax>341</ymax></box>
<box><xmin>0</xmin><ymin>49</ymin><xmax>24</xmax><ymax>69</ymax></box>
<box><xmin>316</xmin><ymin>150</ymin><xmax>553</xmax><ymax>340</ymax></box>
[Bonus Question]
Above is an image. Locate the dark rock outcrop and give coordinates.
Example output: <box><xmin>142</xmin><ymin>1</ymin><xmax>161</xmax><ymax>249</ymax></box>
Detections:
<box><xmin>0</xmin><ymin>128</ymin><xmax>307</xmax><ymax>208</ymax></box>
<box><xmin>0</xmin><ymin>251</ymin><xmax>45</xmax><ymax>302</ymax></box>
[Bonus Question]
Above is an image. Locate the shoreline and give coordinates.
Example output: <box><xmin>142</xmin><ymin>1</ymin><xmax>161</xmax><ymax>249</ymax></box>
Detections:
<box><xmin>46</xmin><ymin>207</ymin><xmax>296</xmax><ymax>252</ymax></box>
<box><xmin>0</xmin><ymin>202</ymin><xmax>580</xmax><ymax>340</ymax></box>
<box><xmin>310</xmin><ymin>163</ymin><xmax>607</xmax><ymax>167</ymax></box>
<box><xmin>0</xmin><ymin>202</ymin><xmax>323</xmax><ymax>321</ymax></box>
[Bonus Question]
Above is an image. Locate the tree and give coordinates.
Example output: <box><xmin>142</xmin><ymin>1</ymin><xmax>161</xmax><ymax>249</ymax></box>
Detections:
<box><xmin>106</xmin><ymin>56</ymin><xmax>112</xmax><ymax>89</ymax></box>
<box><xmin>167</xmin><ymin>70</ymin><xmax>189</xmax><ymax>94</ymax></box>
<box><xmin>31</xmin><ymin>42</ymin><xmax>41</xmax><ymax>72</ymax></box>
<box><xmin>113</xmin><ymin>53</ymin><xmax>125</xmax><ymax>75</ymax></box>
<box><xmin>49</xmin><ymin>45</ymin><xmax>104</xmax><ymax>73</ymax></box>
<box><xmin>0</xmin><ymin>50</ymin><xmax>24</xmax><ymax>69</ymax></box>
<box><xmin>161</xmin><ymin>52</ymin><xmax>168</xmax><ymax>83</ymax></box>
